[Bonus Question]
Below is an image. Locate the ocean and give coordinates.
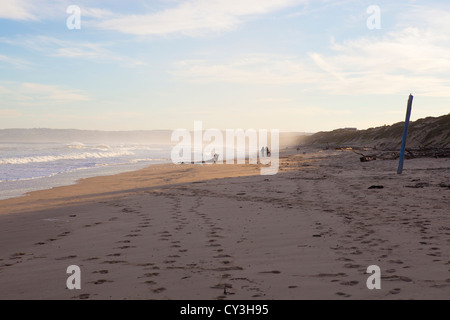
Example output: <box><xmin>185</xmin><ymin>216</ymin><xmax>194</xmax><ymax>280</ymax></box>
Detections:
<box><xmin>0</xmin><ymin>142</ymin><xmax>172</xmax><ymax>200</ymax></box>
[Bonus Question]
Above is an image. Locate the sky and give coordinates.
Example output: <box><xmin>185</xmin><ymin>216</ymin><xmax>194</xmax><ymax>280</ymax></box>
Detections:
<box><xmin>0</xmin><ymin>0</ymin><xmax>449</xmax><ymax>132</ymax></box>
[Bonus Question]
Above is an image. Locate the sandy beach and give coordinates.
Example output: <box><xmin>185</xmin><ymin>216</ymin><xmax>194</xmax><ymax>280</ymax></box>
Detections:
<box><xmin>0</xmin><ymin>148</ymin><xmax>449</xmax><ymax>300</ymax></box>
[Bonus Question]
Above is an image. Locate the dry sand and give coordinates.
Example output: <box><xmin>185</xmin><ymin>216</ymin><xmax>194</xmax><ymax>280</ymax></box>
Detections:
<box><xmin>0</xmin><ymin>148</ymin><xmax>449</xmax><ymax>300</ymax></box>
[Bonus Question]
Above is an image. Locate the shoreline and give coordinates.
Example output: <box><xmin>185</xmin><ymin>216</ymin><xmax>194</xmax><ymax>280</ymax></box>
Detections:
<box><xmin>0</xmin><ymin>161</ymin><xmax>264</xmax><ymax>216</ymax></box>
<box><xmin>0</xmin><ymin>151</ymin><xmax>284</xmax><ymax>216</ymax></box>
<box><xmin>0</xmin><ymin>149</ymin><xmax>449</xmax><ymax>299</ymax></box>
<box><xmin>0</xmin><ymin>158</ymin><xmax>173</xmax><ymax>202</ymax></box>
<box><xmin>0</xmin><ymin>147</ymin><xmax>299</xmax><ymax>216</ymax></box>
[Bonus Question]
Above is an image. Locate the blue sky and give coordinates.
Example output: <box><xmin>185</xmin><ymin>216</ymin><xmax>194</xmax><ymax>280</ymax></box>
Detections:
<box><xmin>0</xmin><ymin>0</ymin><xmax>449</xmax><ymax>131</ymax></box>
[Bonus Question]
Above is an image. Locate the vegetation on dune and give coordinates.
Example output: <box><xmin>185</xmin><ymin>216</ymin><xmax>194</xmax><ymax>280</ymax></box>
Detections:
<box><xmin>302</xmin><ymin>113</ymin><xmax>450</xmax><ymax>149</ymax></box>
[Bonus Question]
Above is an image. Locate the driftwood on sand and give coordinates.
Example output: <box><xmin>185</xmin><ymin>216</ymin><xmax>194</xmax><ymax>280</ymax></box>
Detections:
<box><xmin>341</xmin><ymin>147</ymin><xmax>450</xmax><ymax>162</ymax></box>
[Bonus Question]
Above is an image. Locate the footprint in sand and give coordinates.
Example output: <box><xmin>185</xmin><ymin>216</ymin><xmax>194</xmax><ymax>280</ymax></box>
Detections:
<box><xmin>139</xmin><ymin>272</ymin><xmax>160</xmax><ymax>283</ymax></box>
<box><xmin>211</xmin><ymin>283</ymin><xmax>233</xmax><ymax>290</ymax></box>
<box><xmin>344</xmin><ymin>263</ymin><xmax>363</xmax><ymax>269</ymax></box>
<box><xmin>335</xmin><ymin>292</ymin><xmax>351</xmax><ymax>298</ymax></box>
<box><xmin>136</xmin><ymin>263</ymin><xmax>155</xmax><ymax>267</ymax></box>
<box><xmin>101</xmin><ymin>260</ymin><xmax>127</xmax><ymax>264</ymax></box>
<box><xmin>152</xmin><ymin>287</ymin><xmax>166</xmax><ymax>294</ymax></box>
<box><xmin>382</xmin><ymin>275</ymin><xmax>412</xmax><ymax>282</ymax></box>
<box><xmin>386</xmin><ymin>269</ymin><xmax>396</xmax><ymax>274</ymax></box>
<box><xmin>93</xmin><ymin>270</ymin><xmax>109</xmax><ymax>274</ymax></box>
<box><xmin>10</xmin><ymin>253</ymin><xmax>26</xmax><ymax>259</ymax></box>
<box><xmin>340</xmin><ymin>281</ymin><xmax>359</xmax><ymax>286</ymax></box>
<box><xmin>55</xmin><ymin>255</ymin><xmax>77</xmax><ymax>261</ymax></box>
<box><xmin>125</xmin><ymin>234</ymin><xmax>142</xmax><ymax>238</ymax></box>
<box><xmin>336</xmin><ymin>257</ymin><xmax>353</xmax><ymax>262</ymax></box>
<box><xmin>90</xmin><ymin>279</ymin><xmax>113</xmax><ymax>285</ymax></box>
<box><xmin>163</xmin><ymin>260</ymin><xmax>176</xmax><ymax>264</ymax></box>
<box><xmin>139</xmin><ymin>222</ymin><xmax>150</xmax><ymax>227</ymax></box>
<box><xmin>83</xmin><ymin>257</ymin><xmax>99</xmax><ymax>261</ymax></box>
<box><xmin>115</xmin><ymin>245</ymin><xmax>136</xmax><ymax>250</ymax></box>
<box><xmin>388</xmin><ymin>259</ymin><xmax>404</xmax><ymax>265</ymax></box>
<box><xmin>389</xmin><ymin>288</ymin><xmax>401</xmax><ymax>295</ymax></box>
<box><xmin>314</xmin><ymin>273</ymin><xmax>347</xmax><ymax>278</ymax></box>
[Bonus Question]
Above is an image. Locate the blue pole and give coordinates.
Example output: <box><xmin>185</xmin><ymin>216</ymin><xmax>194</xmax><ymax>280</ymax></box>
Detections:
<box><xmin>397</xmin><ymin>94</ymin><xmax>413</xmax><ymax>174</ymax></box>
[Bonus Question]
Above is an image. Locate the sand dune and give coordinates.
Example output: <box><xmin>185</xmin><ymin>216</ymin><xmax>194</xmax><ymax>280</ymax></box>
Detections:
<box><xmin>303</xmin><ymin>113</ymin><xmax>450</xmax><ymax>149</ymax></box>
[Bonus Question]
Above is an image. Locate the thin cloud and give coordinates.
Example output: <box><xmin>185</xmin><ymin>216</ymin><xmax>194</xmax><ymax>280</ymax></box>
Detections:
<box><xmin>97</xmin><ymin>0</ymin><xmax>306</xmax><ymax>36</ymax></box>
<box><xmin>172</xmin><ymin>5</ymin><xmax>450</xmax><ymax>97</ymax></box>
<box><xmin>0</xmin><ymin>54</ymin><xmax>32</xmax><ymax>68</ymax></box>
<box><xmin>172</xmin><ymin>54</ymin><xmax>321</xmax><ymax>85</ymax></box>
<box><xmin>0</xmin><ymin>109</ymin><xmax>22</xmax><ymax>117</ymax></box>
<box><xmin>0</xmin><ymin>35</ymin><xmax>149</xmax><ymax>67</ymax></box>
<box><xmin>21</xmin><ymin>82</ymin><xmax>90</xmax><ymax>102</ymax></box>
<box><xmin>82</xmin><ymin>7</ymin><xmax>115</xmax><ymax>19</ymax></box>
<box><xmin>0</xmin><ymin>0</ymin><xmax>38</xmax><ymax>21</ymax></box>
<box><xmin>0</xmin><ymin>0</ymin><xmax>116</xmax><ymax>22</ymax></box>
<box><xmin>256</xmin><ymin>98</ymin><xmax>293</xmax><ymax>103</ymax></box>
<box><xmin>0</xmin><ymin>82</ymin><xmax>91</xmax><ymax>105</ymax></box>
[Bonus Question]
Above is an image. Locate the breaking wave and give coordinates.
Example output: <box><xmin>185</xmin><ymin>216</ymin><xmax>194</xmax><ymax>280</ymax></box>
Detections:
<box><xmin>0</xmin><ymin>150</ymin><xmax>134</xmax><ymax>165</ymax></box>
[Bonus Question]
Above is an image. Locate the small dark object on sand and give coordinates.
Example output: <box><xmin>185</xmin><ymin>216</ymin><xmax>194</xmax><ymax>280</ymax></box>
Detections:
<box><xmin>360</xmin><ymin>156</ymin><xmax>376</xmax><ymax>162</ymax></box>
<box><xmin>368</xmin><ymin>185</ymin><xmax>384</xmax><ymax>189</ymax></box>
<box><xmin>406</xmin><ymin>182</ymin><xmax>430</xmax><ymax>188</ymax></box>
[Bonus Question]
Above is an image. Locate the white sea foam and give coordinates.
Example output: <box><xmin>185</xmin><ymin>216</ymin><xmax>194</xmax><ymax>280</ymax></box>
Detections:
<box><xmin>0</xmin><ymin>150</ymin><xmax>134</xmax><ymax>165</ymax></box>
<box><xmin>94</xmin><ymin>144</ymin><xmax>112</xmax><ymax>151</ymax></box>
<box><xmin>4</xmin><ymin>172</ymin><xmax>59</xmax><ymax>182</ymax></box>
<box><xmin>129</xmin><ymin>158</ymin><xmax>169</xmax><ymax>163</ymax></box>
<box><xmin>0</xmin><ymin>142</ymin><xmax>173</xmax><ymax>200</ymax></box>
<box><xmin>66</xmin><ymin>142</ymin><xmax>86</xmax><ymax>149</ymax></box>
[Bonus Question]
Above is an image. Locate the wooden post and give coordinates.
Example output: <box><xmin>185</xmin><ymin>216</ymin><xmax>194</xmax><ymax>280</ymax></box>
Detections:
<box><xmin>397</xmin><ymin>94</ymin><xmax>413</xmax><ymax>174</ymax></box>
